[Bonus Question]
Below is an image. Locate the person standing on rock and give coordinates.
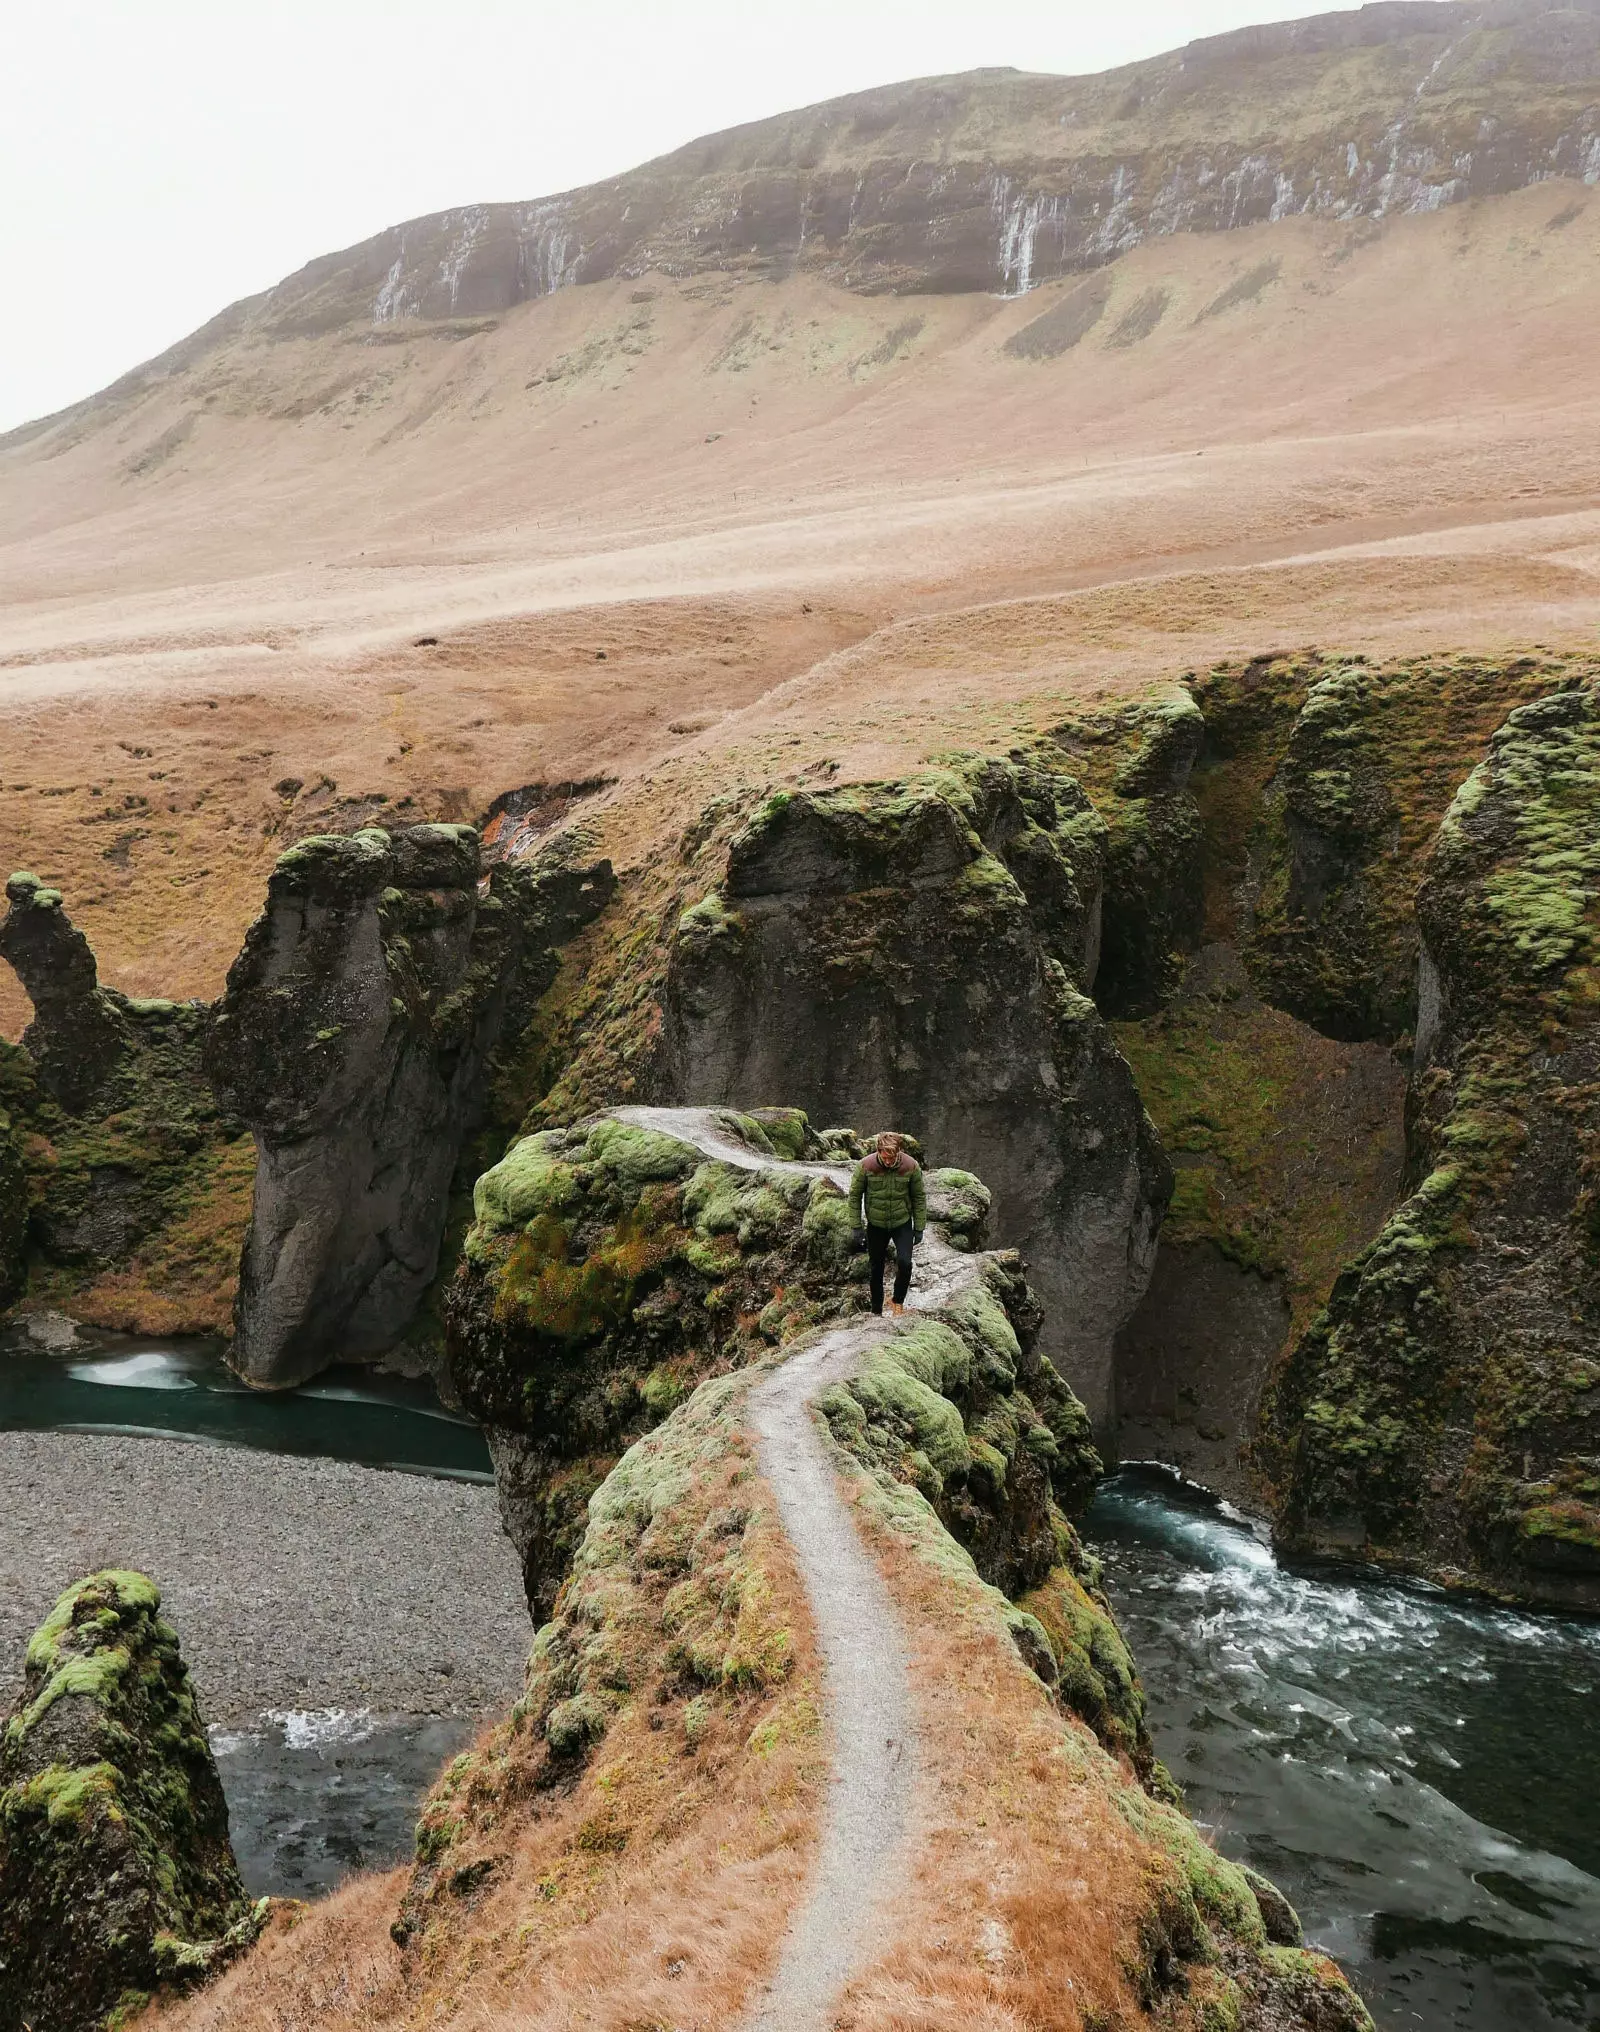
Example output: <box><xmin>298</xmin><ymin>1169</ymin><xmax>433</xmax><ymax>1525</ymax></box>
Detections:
<box><xmin>849</xmin><ymin>1132</ymin><xmax>927</xmax><ymax>1317</ymax></box>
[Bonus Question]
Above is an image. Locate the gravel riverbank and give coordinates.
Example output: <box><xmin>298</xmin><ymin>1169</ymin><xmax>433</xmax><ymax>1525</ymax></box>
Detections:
<box><xmin>0</xmin><ymin>1432</ymin><xmax>530</xmax><ymax>1722</ymax></box>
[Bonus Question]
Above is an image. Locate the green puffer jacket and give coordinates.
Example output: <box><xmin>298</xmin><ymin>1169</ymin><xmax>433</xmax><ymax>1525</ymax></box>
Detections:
<box><xmin>847</xmin><ymin>1154</ymin><xmax>927</xmax><ymax>1233</ymax></box>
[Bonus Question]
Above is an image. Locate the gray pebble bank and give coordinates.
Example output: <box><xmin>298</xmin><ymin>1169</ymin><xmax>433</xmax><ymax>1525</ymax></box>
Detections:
<box><xmin>0</xmin><ymin>1433</ymin><xmax>530</xmax><ymax>1722</ymax></box>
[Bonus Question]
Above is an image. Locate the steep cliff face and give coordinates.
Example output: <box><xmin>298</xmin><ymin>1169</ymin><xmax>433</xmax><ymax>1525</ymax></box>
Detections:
<box><xmin>46</xmin><ymin>0</ymin><xmax>1596</xmax><ymax>391</ymax></box>
<box><xmin>1269</xmin><ymin>684</ymin><xmax>1600</xmax><ymax>1606</ymax></box>
<box><xmin>205</xmin><ymin>824</ymin><xmax>614</xmax><ymax>1387</ymax></box>
<box><xmin>659</xmin><ymin>766</ymin><xmax>1169</xmax><ymax>1430</ymax></box>
<box><xmin>0</xmin><ymin>878</ymin><xmax>248</xmax><ymax>1330</ymax></box>
<box><xmin>1104</xmin><ymin>654</ymin><xmax>1592</xmax><ymax>1506</ymax></box>
<box><xmin>0</xmin><ymin>1571</ymin><xmax>260</xmax><ymax>2032</ymax></box>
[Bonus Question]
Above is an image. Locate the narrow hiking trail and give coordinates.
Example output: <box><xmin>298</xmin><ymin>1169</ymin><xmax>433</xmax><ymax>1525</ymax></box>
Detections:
<box><xmin>613</xmin><ymin>1107</ymin><xmax>980</xmax><ymax>2028</ymax></box>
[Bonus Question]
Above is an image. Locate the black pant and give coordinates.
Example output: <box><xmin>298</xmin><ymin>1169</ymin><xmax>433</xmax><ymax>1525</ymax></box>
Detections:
<box><xmin>867</xmin><ymin>1222</ymin><xmax>914</xmax><ymax>1313</ymax></box>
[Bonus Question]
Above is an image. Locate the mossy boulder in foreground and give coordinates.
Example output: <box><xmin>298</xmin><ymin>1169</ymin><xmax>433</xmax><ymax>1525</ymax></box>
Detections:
<box><xmin>0</xmin><ymin>1570</ymin><xmax>261</xmax><ymax>2031</ymax></box>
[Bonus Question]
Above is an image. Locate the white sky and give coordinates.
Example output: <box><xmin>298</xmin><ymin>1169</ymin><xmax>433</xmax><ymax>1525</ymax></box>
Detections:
<box><xmin>0</xmin><ymin>0</ymin><xmax>1442</xmax><ymax>432</ymax></box>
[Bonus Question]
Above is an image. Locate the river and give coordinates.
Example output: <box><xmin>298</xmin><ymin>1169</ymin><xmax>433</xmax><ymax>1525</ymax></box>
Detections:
<box><xmin>5</xmin><ymin>1331</ymin><xmax>1598</xmax><ymax>2025</ymax></box>
<box><xmin>1086</xmin><ymin>1470</ymin><xmax>1600</xmax><ymax>2032</ymax></box>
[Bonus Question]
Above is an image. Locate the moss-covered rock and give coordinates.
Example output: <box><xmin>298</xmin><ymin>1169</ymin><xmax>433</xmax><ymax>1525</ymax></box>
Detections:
<box><xmin>450</xmin><ymin>1113</ymin><xmax>864</xmax><ymax>1618</ymax></box>
<box><xmin>0</xmin><ymin>881</ymin><xmax>249</xmax><ymax>1334</ymax></box>
<box><xmin>660</xmin><ymin>762</ymin><xmax>1168</xmax><ymax>1431</ymax></box>
<box><xmin>0</xmin><ymin>1572</ymin><xmax>261</xmax><ymax>2031</ymax></box>
<box><xmin>1189</xmin><ymin>652</ymin><xmax>1574</xmax><ymax>1042</ymax></box>
<box><xmin>204</xmin><ymin>825</ymin><xmax>614</xmax><ymax>1385</ymax></box>
<box><xmin>1268</xmin><ymin>683</ymin><xmax>1600</xmax><ymax>1606</ymax></box>
<box><xmin>1049</xmin><ymin>694</ymin><xmax>1206</xmax><ymax>1017</ymax></box>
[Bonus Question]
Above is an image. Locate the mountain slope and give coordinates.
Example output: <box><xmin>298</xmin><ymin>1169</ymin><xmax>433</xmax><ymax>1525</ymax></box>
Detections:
<box><xmin>8</xmin><ymin>0</ymin><xmax>1599</xmax><ymax>453</ymax></box>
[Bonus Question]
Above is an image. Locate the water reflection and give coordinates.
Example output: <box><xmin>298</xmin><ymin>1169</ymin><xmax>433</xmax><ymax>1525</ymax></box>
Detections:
<box><xmin>1</xmin><ymin>1329</ymin><xmax>492</xmax><ymax>1480</ymax></box>
<box><xmin>1087</xmin><ymin>1470</ymin><xmax>1600</xmax><ymax>2031</ymax></box>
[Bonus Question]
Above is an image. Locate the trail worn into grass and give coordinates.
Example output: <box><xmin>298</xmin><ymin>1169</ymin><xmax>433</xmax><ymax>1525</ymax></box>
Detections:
<box><xmin>616</xmin><ymin>1106</ymin><xmax>987</xmax><ymax>2028</ymax></box>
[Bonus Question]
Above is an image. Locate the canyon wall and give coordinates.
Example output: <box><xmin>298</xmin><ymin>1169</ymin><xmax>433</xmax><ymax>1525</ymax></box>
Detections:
<box><xmin>658</xmin><ymin>763</ymin><xmax>1170</xmax><ymax>1433</ymax></box>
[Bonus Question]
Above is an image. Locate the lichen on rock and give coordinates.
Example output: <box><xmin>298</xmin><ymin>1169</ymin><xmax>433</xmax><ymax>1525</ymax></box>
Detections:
<box><xmin>0</xmin><ymin>1571</ymin><xmax>262</xmax><ymax>2032</ymax></box>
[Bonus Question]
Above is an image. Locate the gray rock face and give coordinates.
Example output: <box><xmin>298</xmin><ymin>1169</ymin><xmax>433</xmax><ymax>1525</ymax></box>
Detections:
<box><xmin>660</xmin><ymin>767</ymin><xmax>1169</xmax><ymax>1429</ymax></box>
<box><xmin>211</xmin><ymin>7</ymin><xmax>1600</xmax><ymax>333</ymax></box>
<box><xmin>0</xmin><ymin>875</ymin><xmax>125</xmax><ymax>1113</ymax></box>
<box><xmin>205</xmin><ymin>824</ymin><xmax>613</xmax><ymax>1387</ymax></box>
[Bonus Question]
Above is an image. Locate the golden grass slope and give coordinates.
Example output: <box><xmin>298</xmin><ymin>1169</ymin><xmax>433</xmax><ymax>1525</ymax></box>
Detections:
<box><xmin>2</xmin><ymin>184</ymin><xmax>1599</xmax><ymax>1043</ymax></box>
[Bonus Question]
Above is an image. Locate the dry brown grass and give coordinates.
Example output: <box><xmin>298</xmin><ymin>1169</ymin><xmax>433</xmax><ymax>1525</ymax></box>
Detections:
<box><xmin>159</xmin><ymin>1406</ymin><xmax>1240</xmax><ymax>2032</ymax></box>
<box><xmin>159</xmin><ymin>1430</ymin><xmax>826</xmax><ymax>2032</ymax></box>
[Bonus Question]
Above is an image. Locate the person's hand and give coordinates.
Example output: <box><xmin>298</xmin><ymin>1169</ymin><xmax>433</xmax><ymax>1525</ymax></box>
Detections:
<box><xmin>913</xmin><ymin>1229</ymin><xmax>924</xmax><ymax>1246</ymax></box>
<box><xmin>853</xmin><ymin>1230</ymin><xmax>868</xmax><ymax>1255</ymax></box>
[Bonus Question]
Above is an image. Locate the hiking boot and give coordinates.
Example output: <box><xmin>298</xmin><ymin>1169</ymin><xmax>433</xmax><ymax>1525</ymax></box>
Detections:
<box><xmin>888</xmin><ymin>1299</ymin><xmax>905</xmax><ymax>1317</ymax></box>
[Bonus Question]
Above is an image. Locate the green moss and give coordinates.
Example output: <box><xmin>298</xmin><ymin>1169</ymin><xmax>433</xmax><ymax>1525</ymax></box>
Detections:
<box><xmin>472</xmin><ymin>1131</ymin><xmax>584</xmax><ymax>1234</ymax></box>
<box><xmin>746</xmin><ymin>1107</ymin><xmax>811</xmax><ymax>1160</ymax></box>
<box><xmin>584</xmin><ymin>1119</ymin><xmax>700</xmax><ymax>1185</ymax></box>
<box><xmin>0</xmin><ymin>1569</ymin><xmax>256</xmax><ymax>2020</ymax></box>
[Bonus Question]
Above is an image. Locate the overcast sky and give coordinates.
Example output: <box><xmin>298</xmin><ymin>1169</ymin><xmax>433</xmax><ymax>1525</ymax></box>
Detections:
<box><xmin>1</xmin><ymin>0</ymin><xmax>1439</xmax><ymax>432</ymax></box>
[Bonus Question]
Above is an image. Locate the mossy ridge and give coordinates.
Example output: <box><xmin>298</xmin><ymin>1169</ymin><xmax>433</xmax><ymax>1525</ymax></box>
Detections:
<box><xmin>447</xmin><ymin>1112</ymin><xmax>876</xmax><ymax>1619</ymax></box>
<box><xmin>812</xmin><ymin>1250</ymin><xmax>1164</xmax><ymax>1778</ymax></box>
<box><xmin>397</xmin><ymin>1369</ymin><xmax>807</xmax><ymax>1950</ymax></box>
<box><xmin>826</xmin><ymin>1357</ymin><xmax>1362</xmax><ymax>2030</ymax></box>
<box><xmin>0</xmin><ymin>1570</ymin><xmax>261</xmax><ymax>2030</ymax></box>
<box><xmin>1268</xmin><ymin>684</ymin><xmax>1600</xmax><ymax>1605</ymax></box>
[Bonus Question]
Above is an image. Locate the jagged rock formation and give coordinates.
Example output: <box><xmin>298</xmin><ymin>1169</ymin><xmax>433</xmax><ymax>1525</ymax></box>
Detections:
<box><xmin>0</xmin><ymin>1570</ymin><xmax>261</xmax><ymax>2032</ymax></box>
<box><xmin>444</xmin><ymin>1106</ymin><xmax>1151</xmax><ymax>1766</ymax></box>
<box><xmin>658</xmin><ymin>765</ymin><xmax>1169</xmax><ymax>1432</ymax></box>
<box><xmin>0</xmin><ymin>878</ymin><xmax>246</xmax><ymax>1322</ymax></box>
<box><xmin>206</xmin><ymin>824</ymin><xmax>614</xmax><ymax>1387</ymax></box>
<box><xmin>1269</xmin><ymin>683</ymin><xmax>1600</xmax><ymax>1606</ymax></box>
<box><xmin>0</xmin><ymin>876</ymin><xmax>126</xmax><ymax>1113</ymax></box>
<box><xmin>1102</xmin><ymin>654</ymin><xmax>1594</xmax><ymax>1511</ymax></box>
<box><xmin>35</xmin><ymin>0</ymin><xmax>1597</xmax><ymax>397</ymax></box>
<box><xmin>419</xmin><ymin>1104</ymin><xmax>1373</xmax><ymax>2029</ymax></box>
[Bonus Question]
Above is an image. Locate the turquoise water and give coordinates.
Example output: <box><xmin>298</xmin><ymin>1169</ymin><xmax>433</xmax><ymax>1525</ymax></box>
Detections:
<box><xmin>0</xmin><ymin>1330</ymin><xmax>493</xmax><ymax>1480</ymax></box>
<box><xmin>1086</xmin><ymin>1471</ymin><xmax>1600</xmax><ymax>2031</ymax></box>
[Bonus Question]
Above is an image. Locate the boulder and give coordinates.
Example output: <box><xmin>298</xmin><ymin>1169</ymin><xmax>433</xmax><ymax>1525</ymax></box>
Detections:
<box><xmin>205</xmin><ymin>826</ymin><xmax>614</xmax><ymax>1386</ymax></box>
<box><xmin>0</xmin><ymin>1571</ymin><xmax>260</xmax><ymax>2032</ymax></box>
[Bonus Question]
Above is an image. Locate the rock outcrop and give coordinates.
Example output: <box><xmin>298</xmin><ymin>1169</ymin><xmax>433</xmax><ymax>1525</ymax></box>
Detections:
<box><xmin>420</xmin><ymin>1103</ymin><xmax>1372</xmax><ymax>2029</ymax></box>
<box><xmin>0</xmin><ymin>876</ymin><xmax>126</xmax><ymax>1113</ymax></box>
<box><xmin>659</xmin><ymin>767</ymin><xmax>1169</xmax><ymax>1432</ymax></box>
<box><xmin>445</xmin><ymin>1103</ymin><xmax>1162</xmax><ymax>1766</ymax></box>
<box><xmin>1269</xmin><ymin>683</ymin><xmax>1600</xmax><ymax>1606</ymax></box>
<box><xmin>205</xmin><ymin>824</ymin><xmax>614</xmax><ymax>1387</ymax></box>
<box><xmin>0</xmin><ymin>878</ymin><xmax>246</xmax><ymax>1325</ymax></box>
<box><xmin>0</xmin><ymin>1570</ymin><xmax>261</xmax><ymax>2032</ymax></box>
